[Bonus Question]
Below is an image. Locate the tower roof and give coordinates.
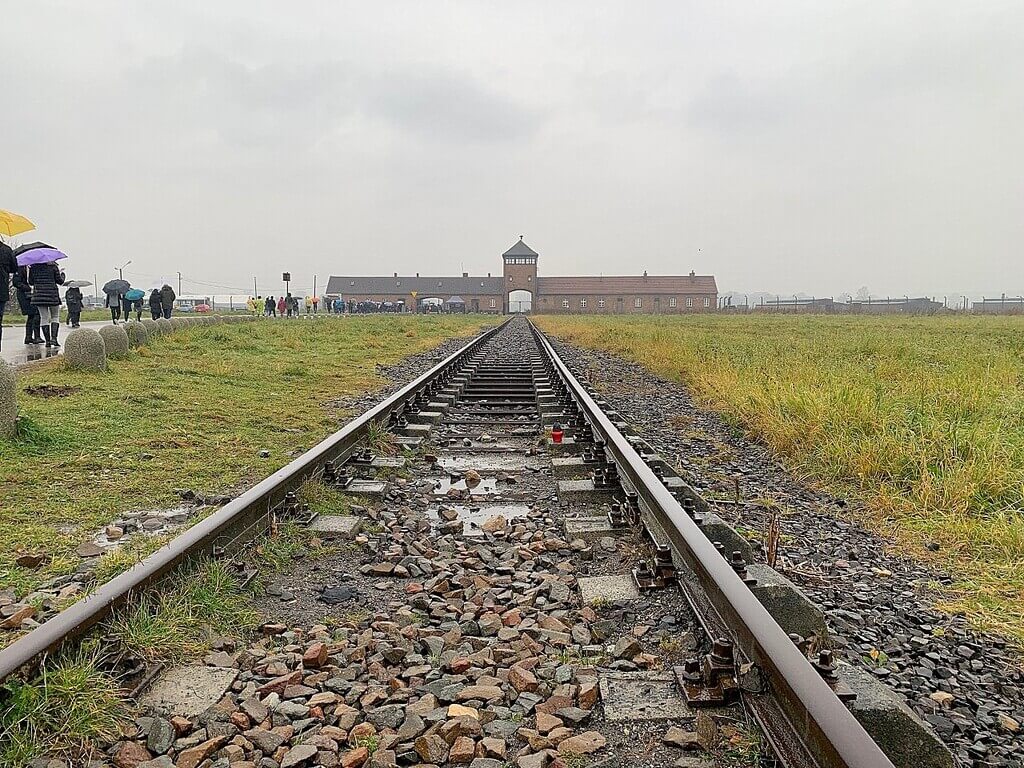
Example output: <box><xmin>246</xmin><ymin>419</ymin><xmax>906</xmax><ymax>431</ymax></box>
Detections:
<box><xmin>502</xmin><ymin>236</ymin><xmax>538</xmax><ymax>258</ymax></box>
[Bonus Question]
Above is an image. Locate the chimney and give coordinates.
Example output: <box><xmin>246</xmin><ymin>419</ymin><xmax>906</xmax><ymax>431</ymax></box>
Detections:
<box><xmin>643</xmin><ymin>270</ymin><xmax>648</xmax><ymax>278</ymax></box>
<box><xmin>393</xmin><ymin>272</ymin><xmax>398</xmax><ymax>278</ymax></box>
<box><xmin>462</xmin><ymin>272</ymin><xmax>468</xmax><ymax>278</ymax></box>
<box><xmin>689</xmin><ymin>270</ymin><xmax>695</xmax><ymax>277</ymax></box>
<box><xmin>487</xmin><ymin>272</ymin><xmax>491</xmax><ymax>277</ymax></box>
<box><xmin>416</xmin><ymin>272</ymin><xmax>419</xmax><ymax>277</ymax></box>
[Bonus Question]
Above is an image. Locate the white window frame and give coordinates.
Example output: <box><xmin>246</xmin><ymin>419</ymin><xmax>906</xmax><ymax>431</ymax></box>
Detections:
<box><xmin>669</xmin><ymin>297</ymin><xmax>677</xmax><ymax>308</ymax></box>
<box><xmin>598</xmin><ymin>298</ymin><xmax>605</xmax><ymax>308</ymax></box>
<box><xmin>634</xmin><ymin>297</ymin><xmax>642</xmax><ymax>308</ymax></box>
<box><xmin>580</xmin><ymin>298</ymin><xmax>587</xmax><ymax>309</ymax></box>
<box><xmin>703</xmin><ymin>296</ymin><xmax>710</xmax><ymax>307</ymax></box>
<box><xmin>686</xmin><ymin>297</ymin><xmax>693</xmax><ymax>308</ymax></box>
<box><xmin>562</xmin><ymin>299</ymin><xmax>570</xmax><ymax>308</ymax></box>
<box><xmin>489</xmin><ymin>298</ymin><xmax>496</xmax><ymax>308</ymax></box>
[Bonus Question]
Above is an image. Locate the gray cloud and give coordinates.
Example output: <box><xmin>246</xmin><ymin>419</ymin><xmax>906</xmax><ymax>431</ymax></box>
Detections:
<box><xmin>2</xmin><ymin>1</ymin><xmax>1022</xmax><ymax>298</ymax></box>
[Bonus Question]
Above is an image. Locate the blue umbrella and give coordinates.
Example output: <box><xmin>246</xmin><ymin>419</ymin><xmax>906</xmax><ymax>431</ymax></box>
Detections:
<box><xmin>124</xmin><ymin>289</ymin><xmax>146</xmax><ymax>301</ymax></box>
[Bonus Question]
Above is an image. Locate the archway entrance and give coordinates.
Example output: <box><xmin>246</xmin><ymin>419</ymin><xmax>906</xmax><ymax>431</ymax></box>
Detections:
<box><xmin>508</xmin><ymin>289</ymin><xmax>533</xmax><ymax>314</ymax></box>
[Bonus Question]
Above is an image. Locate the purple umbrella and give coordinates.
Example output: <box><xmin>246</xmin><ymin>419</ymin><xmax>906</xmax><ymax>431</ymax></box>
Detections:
<box><xmin>14</xmin><ymin>241</ymin><xmax>67</xmax><ymax>267</ymax></box>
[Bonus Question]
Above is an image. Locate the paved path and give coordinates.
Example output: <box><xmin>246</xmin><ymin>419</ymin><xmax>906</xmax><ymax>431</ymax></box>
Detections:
<box><xmin>0</xmin><ymin>320</ymin><xmax>110</xmax><ymax>368</ymax></box>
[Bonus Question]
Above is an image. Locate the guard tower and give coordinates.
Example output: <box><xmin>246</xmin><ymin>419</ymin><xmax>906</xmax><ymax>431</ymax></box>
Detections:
<box><xmin>503</xmin><ymin>236</ymin><xmax>538</xmax><ymax>313</ymax></box>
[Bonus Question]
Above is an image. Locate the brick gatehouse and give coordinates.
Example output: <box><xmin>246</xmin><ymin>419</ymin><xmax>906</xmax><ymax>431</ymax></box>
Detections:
<box><xmin>326</xmin><ymin>237</ymin><xmax>717</xmax><ymax>314</ymax></box>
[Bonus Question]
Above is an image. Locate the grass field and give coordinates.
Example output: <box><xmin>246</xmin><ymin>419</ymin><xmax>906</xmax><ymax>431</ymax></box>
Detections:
<box><xmin>535</xmin><ymin>314</ymin><xmax>1024</xmax><ymax>641</ymax></box>
<box><xmin>0</xmin><ymin>315</ymin><xmax>491</xmax><ymax>599</ymax></box>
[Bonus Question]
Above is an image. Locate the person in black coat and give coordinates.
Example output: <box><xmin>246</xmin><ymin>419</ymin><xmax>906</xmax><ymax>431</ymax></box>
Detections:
<box><xmin>121</xmin><ymin>293</ymin><xmax>133</xmax><ymax>324</ymax></box>
<box><xmin>159</xmin><ymin>284</ymin><xmax>176</xmax><ymax>318</ymax></box>
<box><xmin>13</xmin><ymin>267</ymin><xmax>42</xmax><ymax>344</ymax></box>
<box><xmin>0</xmin><ymin>240</ymin><xmax>18</xmax><ymax>349</ymax></box>
<box><xmin>29</xmin><ymin>261</ymin><xmax>65</xmax><ymax>348</ymax></box>
<box><xmin>149</xmin><ymin>289</ymin><xmax>161</xmax><ymax>320</ymax></box>
<box><xmin>65</xmin><ymin>286</ymin><xmax>84</xmax><ymax>327</ymax></box>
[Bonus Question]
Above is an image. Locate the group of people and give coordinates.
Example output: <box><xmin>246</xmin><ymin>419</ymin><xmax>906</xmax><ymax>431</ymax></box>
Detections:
<box><xmin>0</xmin><ymin>240</ymin><xmax>67</xmax><ymax>348</ymax></box>
<box><xmin>256</xmin><ymin>293</ymin><xmax>308</xmax><ymax>317</ymax></box>
<box><xmin>103</xmin><ymin>285</ymin><xmax>176</xmax><ymax>324</ymax></box>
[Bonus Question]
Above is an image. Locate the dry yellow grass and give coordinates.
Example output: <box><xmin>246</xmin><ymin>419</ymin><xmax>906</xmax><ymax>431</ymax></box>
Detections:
<box><xmin>535</xmin><ymin>313</ymin><xmax>1024</xmax><ymax>642</ymax></box>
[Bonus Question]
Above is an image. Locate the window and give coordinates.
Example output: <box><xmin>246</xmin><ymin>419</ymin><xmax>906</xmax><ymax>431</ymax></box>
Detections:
<box><xmin>437</xmin><ymin>281</ymin><xmax>443</xmax><ymax>287</ymax></box>
<box><xmin>634</xmin><ymin>297</ymin><xmax>642</xmax><ymax>308</ymax></box>
<box><xmin>527</xmin><ymin>276</ymin><xmax>532</xmax><ymax>281</ymax></box>
<box><xmin>669</xmin><ymin>297</ymin><xmax>677</xmax><ymax>308</ymax></box>
<box><xmin>396</xmin><ymin>281</ymin><xmax>401</xmax><ymax>287</ymax></box>
<box><xmin>508</xmin><ymin>276</ymin><xmax>514</xmax><ymax>282</ymax></box>
<box><xmin>489</xmin><ymin>298</ymin><xmax>496</xmax><ymax>308</ymax></box>
<box><xmin>598</xmin><ymin>298</ymin><xmax>605</xmax><ymax>308</ymax></box>
<box><xmin>703</xmin><ymin>297</ymin><xmax>710</xmax><ymax>307</ymax></box>
<box><xmin>562</xmin><ymin>299</ymin><xmax>570</xmax><ymax>308</ymax></box>
<box><xmin>580</xmin><ymin>298</ymin><xmax>587</xmax><ymax>309</ymax></box>
<box><xmin>349</xmin><ymin>281</ymin><xmax>355</xmax><ymax>286</ymax></box>
<box><xmin>686</xmin><ymin>297</ymin><xmax>693</xmax><ymax>308</ymax></box>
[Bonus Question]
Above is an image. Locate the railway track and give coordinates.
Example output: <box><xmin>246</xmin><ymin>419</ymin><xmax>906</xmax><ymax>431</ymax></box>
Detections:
<box><xmin>1</xmin><ymin>316</ymin><xmax>946</xmax><ymax>768</ymax></box>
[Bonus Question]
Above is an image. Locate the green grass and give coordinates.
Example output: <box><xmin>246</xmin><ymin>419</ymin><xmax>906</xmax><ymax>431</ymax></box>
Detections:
<box><xmin>0</xmin><ymin>524</ymin><xmax>325</xmax><ymax>766</ymax></box>
<box><xmin>535</xmin><ymin>314</ymin><xmax>1024</xmax><ymax>641</ymax></box>
<box><xmin>0</xmin><ymin>315</ymin><xmax>491</xmax><ymax>600</ymax></box>
<box><xmin>0</xmin><ymin>650</ymin><xmax>126</xmax><ymax>767</ymax></box>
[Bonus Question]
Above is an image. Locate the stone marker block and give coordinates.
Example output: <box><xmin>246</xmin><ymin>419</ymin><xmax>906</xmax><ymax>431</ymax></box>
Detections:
<box><xmin>345</xmin><ymin>479</ymin><xmax>387</xmax><ymax>498</ymax></box>
<box><xmin>546</xmin><ymin>437</ymin><xmax>581</xmax><ymax>455</ymax></box>
<box><xmin>599</xmin><ymin>672</ymin><xmax>695</xmax><ymax>722</ymax></box>
<box><xmin>557</xmin><ymin>479</ymin><xmax>618</xmax><ymax>505</ymax></box>
<box><xmin>309</xmin><ymin>515</ymin><xmax>361</xmax><ymax>538</ymax></box>
<box><xmin>140</xmin><ymin>665</ymin><xmax>238</xmax><ymax>717</ymax></box>
<box><xmin>698</xmin><ymin>512</ymin><xmax>754</xmax><ymax>563</ymax></box>
<box><xmin>746</xmin><ymin>564</ymin><xmax>829</xmax><ymax>642</ymax></box>
<box><xmin>841</xmin><ymin>665</ymin><xmax>955</xmax><ymax>768</ymax></box>
<box><xmin>565</xmin><ymin>517</ymin><xmax>621</xmax><ymax>541</ymax></box>
<box><xmin>578</xmin><ymin>575</ymin><xmax>639</xmax><ymax>605</ymax></box>
<box><xmin>409</xmin><ymin>410</ymin><xmax>443</xmax><ymax>425</ymax></box>
<box><xmin>371</xmin><ymin>456</ymin><xmax>406</xmax><ymax>469</ymax></box>
<box><xmin>401</xmin><ymin>423</ymin><xmax>432</xmax><ymax>438</ymax></box>
<box><xmin>551</xmin><ymin>456</ymin><xmax>600</xmax><ymax>479</ymax></box>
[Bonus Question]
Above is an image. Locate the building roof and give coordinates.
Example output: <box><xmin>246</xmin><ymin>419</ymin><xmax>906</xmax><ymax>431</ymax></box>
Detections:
<box><xmin>502</xmin><ymin>237</ymin><xmax>538</xmax><ymax>258</ymax></box>
<box><xmin>326</xmin><ymin>275</ymin><xmax>504</xmax><ymax>297</ymax></box>
<box><xmin>537</xmin><ymin>275</ymin><xmax>717</xmax><ymax>295</ymax></box>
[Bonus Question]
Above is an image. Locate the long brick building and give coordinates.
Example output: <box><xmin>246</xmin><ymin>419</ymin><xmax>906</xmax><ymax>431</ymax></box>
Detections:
<box><xmin>325</xmin><ymin>237</ymin><xmax>717</xmax><ymax>314</ymax></box>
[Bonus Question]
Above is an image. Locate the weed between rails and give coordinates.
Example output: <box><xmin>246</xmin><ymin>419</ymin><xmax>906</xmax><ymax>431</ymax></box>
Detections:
<box><xmin>536</xmin><ymin>314</ymin><xmax>1024</xmax><ymax>641</ymax></box>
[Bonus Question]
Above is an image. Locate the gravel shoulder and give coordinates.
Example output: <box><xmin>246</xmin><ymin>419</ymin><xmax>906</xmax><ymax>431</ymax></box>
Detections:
<box><xmin>545</xmin><ymin>335</ymin><xmax>1023</xmax><ymax>768</ymax></box>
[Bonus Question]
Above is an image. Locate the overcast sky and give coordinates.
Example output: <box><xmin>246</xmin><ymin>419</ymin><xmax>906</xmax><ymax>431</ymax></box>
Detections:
<box><xmin>3</xmin><ymin>1</ymin><xmax>1022</xmax><ymax>298</ymax></box>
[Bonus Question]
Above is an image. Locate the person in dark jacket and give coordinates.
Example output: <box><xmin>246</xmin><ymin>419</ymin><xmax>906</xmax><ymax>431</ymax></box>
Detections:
<box><xmin>121</xmin><ymin>293</ymin><xmax>134</xmax><ymax>324</ymax></box>
<box><xmin>149</xmin><ymin>289</ymin><xmax>162</xmax><ymax>320</ymax></box>
<box><xmin>29</xmin><ymin>261</ymin><xmax>65</xmax><ymax>348</ymax></box>
<box><xmin>0</xmin><ymin>240</ymin><xmax>18</xmax><ymax>349</ymax></box>
<box><xmin>159</xmin><ymin>284</ymin><xmax>176</xmax><ymax>318</ymax></box>
<box><xmin>265</xmin><ymin>296</ymin><xmax>275</xmax><ymax>316</ymax></box>
<box><xmin>13</xmin><ymin>268</ymin><xmax>42</xmax><ymax>344</ymax></box>
<box><xmin>105</xmin><ymin>291</ymin><xmax>121</xmax><ymax>323</ymax></box>
<box><xmin>65</xmin><ymin>285</ymin><xmax>84</xmax><ymax>327</ymax></box>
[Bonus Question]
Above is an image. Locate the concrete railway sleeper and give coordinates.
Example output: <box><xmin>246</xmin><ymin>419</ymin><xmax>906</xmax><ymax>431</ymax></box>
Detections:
<box><xmin>0</xmin><ymin>317</ymin><xmax>953</xmax><ymax>768</ymax></box>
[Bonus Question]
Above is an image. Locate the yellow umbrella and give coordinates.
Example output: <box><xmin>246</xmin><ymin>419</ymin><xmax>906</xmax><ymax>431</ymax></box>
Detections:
<box><xmin>0</xmin><ymin>209</ymin><xmax>35</xmax><ymax>238</ymax></box>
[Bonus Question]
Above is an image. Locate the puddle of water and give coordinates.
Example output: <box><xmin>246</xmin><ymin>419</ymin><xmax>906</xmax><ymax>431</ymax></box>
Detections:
<box><xmin>429</xmin><ymin>477</ymin><xmax>499</xmax><ymax>496</ymax></box>
<box><xmin>431</xmin><ymin>504</ymin><xmax>532</xmax><ymax>536</ymax></box>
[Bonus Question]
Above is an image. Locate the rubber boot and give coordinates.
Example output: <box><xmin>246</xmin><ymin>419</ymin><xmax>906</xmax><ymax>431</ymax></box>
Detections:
<box><xmin>51</xmin><ymin>323</ymin><xmax>60</xmax><ymax>347</ymax></box>
<box><xmin>41</xmin><ymin>324</ymin><xmax>52</xmax><ymax>348</ymax></box>
<box><xmin>32</xmin><ymin>316</ymin><xmax>44</xmax><ymax>344</ymax></box>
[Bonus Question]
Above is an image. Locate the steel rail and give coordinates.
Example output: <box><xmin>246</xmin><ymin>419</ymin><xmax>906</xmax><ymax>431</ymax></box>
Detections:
<box><xmin>531</xmin><ymin>322</ymin><xmax>896</xmax><ymax>768</ymax></box>
<box><xmin>0</xmin><ymin>320</ymin><xmax>507</xmax><ymax>684</ymax></box>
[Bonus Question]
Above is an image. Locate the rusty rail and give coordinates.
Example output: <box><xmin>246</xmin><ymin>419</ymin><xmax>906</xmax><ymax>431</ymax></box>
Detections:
<box><xmin>531</xmin><ymin>321</ymin><xmax>896</xmax><ymax>768</ymax></box>
<box><xmin>0</xmin><ymin>320</ymin><xmax>506</xmax><ymax>683</ymax></box>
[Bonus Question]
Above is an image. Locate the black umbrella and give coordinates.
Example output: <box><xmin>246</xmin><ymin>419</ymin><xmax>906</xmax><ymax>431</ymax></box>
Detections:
<box><xmin>103</xmin><ymin>279</ymin><xmax>131</xmax><ymax>295</ymax></box>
